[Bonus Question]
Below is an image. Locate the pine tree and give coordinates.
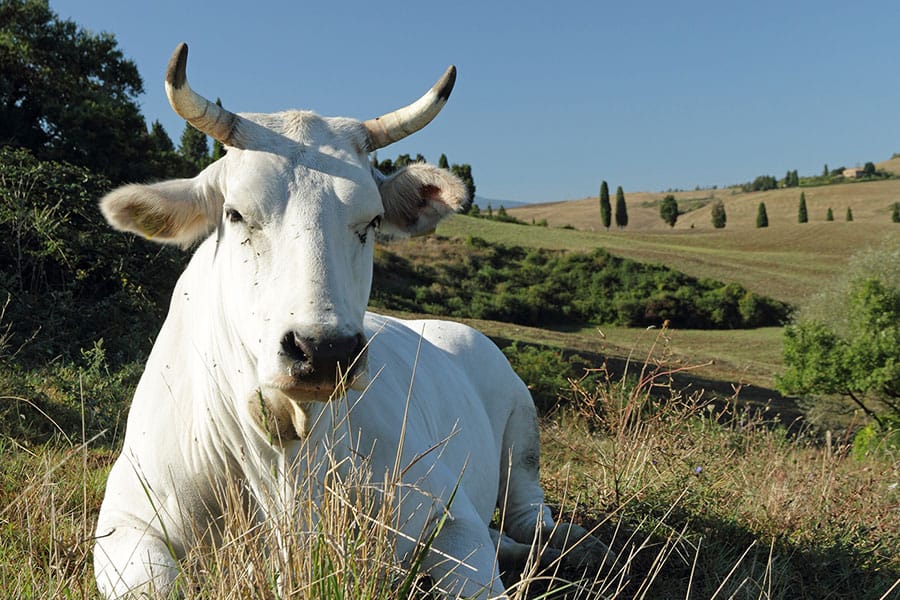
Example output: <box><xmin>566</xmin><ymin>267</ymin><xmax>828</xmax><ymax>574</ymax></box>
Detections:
<box><xmin>179</xmin><ymin>122</ymin><xmax>210</xmax><ymax>173</ymax></box>
<box><xmin>798</xmin><ymin>192</ymin><xmax>808</xmax><ymax>223</ymax></box>
<box><xmin>659</xmin><ymin>194</ymin><xmax>678</xmax><ymax>227</ymax></box>
<box><xmin>826</xmin><ymin>207</ymin><xmax>834</xmax><ymax>221</ymax></box>
<box><xmin>599</xmin><ymin>181</ymin><xmax>611</xmax><ymax>229</ymax></box>
<box><xmin>147</xmin><ymin>120</ymin><xmax>183</xmax><ymax>178</ymax></box>
<box><xmin>711</xmin><ymin>200</ymin><xmax>727</xmax><ymax>228</ymax></box>
<box><xmin>148</xmin><ymin>120</ymin><xmax>174</xmax><ymax>153</ymax></box>
<box><xmin>892</xmin><ymin>202</ymin><xmax>900</xmax><ymax>223</ymax></box>
<box><xmin>438</xmin><ymin>154</ymin><xmax>449</xmax><ymax>169</ymax></box>
<box><xmin>846</xmin><ymin>207</ymin><xmax>854</xmax><ymax>222</ymax></box>
<box><xmin>756</xmin><ymin>202</ymin><xmax>769</xmax><ymax>228</ymax></box>
<box><xmin>614</xmin><ymin>186</ymin><xmax>628</xmax><ymax>228</ymax></box>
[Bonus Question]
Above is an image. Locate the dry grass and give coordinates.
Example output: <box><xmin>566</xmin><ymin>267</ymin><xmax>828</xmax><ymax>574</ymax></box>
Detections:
<box><xmin>539</xmin><ymin>328</ymin><xmax>900</xmax><ymax>599</ymax></box>
<box><xmin>2</xmin><ymin>330</ymin><xmax>898</xmax><ymax>599</ymax></box>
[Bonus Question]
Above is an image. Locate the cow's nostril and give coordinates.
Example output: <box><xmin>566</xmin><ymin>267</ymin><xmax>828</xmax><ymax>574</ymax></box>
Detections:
<box><xmin>280</xmin><ymin>331</ymin><xmax>310</xmax><ymax>363</ymax></box>
<box><xmin>280</xmin><ymin>331</ymin><xmax>366</xmax><ymax>383</ymax></box>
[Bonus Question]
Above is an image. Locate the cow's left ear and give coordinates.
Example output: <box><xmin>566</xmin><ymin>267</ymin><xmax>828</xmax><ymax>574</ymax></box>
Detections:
<box><xmin>376</xmin><ymin>163</ymin><xmax>468</xmax><ymax>237</ymax></box>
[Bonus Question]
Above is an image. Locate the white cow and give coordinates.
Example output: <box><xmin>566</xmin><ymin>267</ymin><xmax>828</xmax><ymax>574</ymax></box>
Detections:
<box><xmin>94</xmin><ymin>43</ymin><xmax>612</xmax><ymax>599</ymax></box>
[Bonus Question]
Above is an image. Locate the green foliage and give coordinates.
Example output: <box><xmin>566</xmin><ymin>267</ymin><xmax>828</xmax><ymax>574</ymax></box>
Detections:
<box><xmin>502</xmin><ymin>343</ymin><xmax>586</xmax><ymax>412</ymax></box>
<box><xmin>1</xmin><ymin>340</ymin><xmax>141</xmax><ymax>445</ymax></box>
<box><xmin>0</xmin><ymin>0</ymin><xmax>156</xmax><ymax>183</ymax></box>
<box><xmin>179</xmin><ymin>122</ymin><xmax>211</xmax><ymax>173</ymax></box>
<box><xmin>798</xmin><ymin>192</ymin><xmax>808</xmax><ymax>223</ymax></box>
<box><xmin>782</xmin><ymin>169</ymin><xmax>800</xmax><ymax>187</ymax></box>
<box><xmin>371</xmin><ymin>237</ymin><xmax>790</xmax><ymax>330</ymax></box>
<box><xmin>863</xmin><ymin>161</ymin><xmax>876</xmax><ymax>177</ymax></box>
<box><xmin>846</xmin><ymin>207</ymin><xmax>854</xmax><ymax>222</ymax></box>
<box><xmin>742</xmin><ymin>175</ymin><xmax>778</xmax><ymax>192</ymax></box>
<box><xmin>756</xmin><ymin>202</ymin><xmax>769</xmax><ymax>228</ymax></box>
<box><xmin>778</xmin><ymin>243</ymin><xmax>900</xmax><ymax>427</ymax></box>
<box><xmin>710</xmin><ymin>200</ymin><xmax>727</xmax><ymax>228</ymax></box>
<box><xmin>826</xmin><ymin>207</ymin><xmax>834</xmax><ymax>221</ymax></box>
<box><xmin>599</xmin><ymin>180</ymin><xmax>611</xmax><ymax>229</ymax></box>
<box><xmin>659</xmin><ymin>194</ymin><xmax>678</xmax><ymax>227</ymax></box>
<box><xmin>614</xmin><ymin>186</ymin><xmax>628</xmax><ymax>228</ymax></box>
<box><xmin>892</xmin><ymin>202</ymin><xmax>900</xmax><ymax>223</ymax></box>
<box><xmin>0</xmin><ymin>148</ymin><xmax>185</xmax><ymax>366</ymax></box>
<box><xmin>852</xmin><ymin>418</ymin><xmax>900</xmax><ymax>459</ymax></box>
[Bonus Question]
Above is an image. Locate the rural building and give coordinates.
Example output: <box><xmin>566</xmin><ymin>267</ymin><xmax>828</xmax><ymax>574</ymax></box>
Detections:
<box><xmin>842</xmin><ymin>167</ymin><xmax>865</xmax><ymax>178</ymax></box>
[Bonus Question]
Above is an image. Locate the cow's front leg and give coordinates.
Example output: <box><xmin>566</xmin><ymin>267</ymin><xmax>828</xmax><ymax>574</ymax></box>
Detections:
<box><xmin>542</xmin><ymin>521</ymin><xmax>617</xmax><ymax>576</ymax></box>
<box><xmin>93</xmin><ymin>520</ymin><xmax>180</xmax><ymax>598</ymax></box>
<box><xmin>420</xmin><ymin>513</ymin><xmax>509</xmax><ymax>599</ymax></box>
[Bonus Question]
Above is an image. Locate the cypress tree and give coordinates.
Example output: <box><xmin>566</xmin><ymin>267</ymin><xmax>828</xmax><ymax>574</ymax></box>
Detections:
<box><xmin>826</xmin><ymin>207</ymin><xmax>834</xmax><ymax>221</ymax></box>
<box><xmin>892</xmin><ymin>202</ymin><xmax>900</xmax><ymax>223</ymax></box>
<box><xmin>659</xmin><ymin>194</ymin><xmax>678</xmax><ymax>227</ymax></box>
<box><xmin>438</xmin><ymin>153</ymin><xmax>449</xmax><ymax>169</ymax></box>
<box><xmin>756</xmin><ymin>202</ymin><xmax>769</xmax><ymax>228</ymax></box>
<box><xmin>599</xmin><ymin>181</ymin><xmax>611</xmax><ymax>229</ymax></box>
<box><xmin>846</xmin><ymin>207</ymin><xmax>854</xmax><ymax>222</ymax></box>
<box><xmin>614</xmin><ymin>186</ymin><xmax>628</xmax><ymax>228</ymax></box>
<box><xmin>798</xmin><ymin>192</ymin><xmax>808</xmax><ymax>223</ymax></box>
<box><xmin>711</xmin><ymin>200</ymin><xmax>727</xmax><ymax>228</ymax></box>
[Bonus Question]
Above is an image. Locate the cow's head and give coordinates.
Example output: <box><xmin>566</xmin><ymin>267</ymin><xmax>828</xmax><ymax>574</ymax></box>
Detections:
<box><xmin>101</xmin><ymin>44</ymin><xmax>467</xmax><ymax>407</ymax></box>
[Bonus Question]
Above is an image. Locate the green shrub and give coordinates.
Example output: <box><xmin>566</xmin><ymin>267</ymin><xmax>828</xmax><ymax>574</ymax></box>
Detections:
<box><xmin>0</xmin><ymin>148</ymin><xmax>185</xmax><ymax>367</ymax></box>
<box><xmin>373</xmin><ymin>237</ymin><xmax>790</xmax><ymax>329</ymax></box>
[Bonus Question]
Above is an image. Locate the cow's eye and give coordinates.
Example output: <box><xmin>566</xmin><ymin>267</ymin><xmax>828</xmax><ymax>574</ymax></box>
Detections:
<box><xmin>224</xmin><ymin>207</ymin><xmax>244</xmax><ymax>224</ymax></box>
<box><xmin>356</xmin><ymin>216</ymin><xmax>382</xmax><ymax>245</ymax></box>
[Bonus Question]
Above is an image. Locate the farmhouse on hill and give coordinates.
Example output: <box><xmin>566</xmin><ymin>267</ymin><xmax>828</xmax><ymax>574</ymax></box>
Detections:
<box><xmin>842</xmin><ymin>167</ymin><xmax>865</xmax><ymax>178</ymax></box>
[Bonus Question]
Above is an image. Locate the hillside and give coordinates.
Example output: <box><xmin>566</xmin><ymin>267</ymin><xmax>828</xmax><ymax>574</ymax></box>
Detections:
<box><xmin>507</xmin><ymin>177</ymin><xmax>900</xmax><ymax>231</ymax></box>
<box><xmin>437</xmin><ymin>216</ymin><xmax>898</xmax><ymax>306</ymax></box>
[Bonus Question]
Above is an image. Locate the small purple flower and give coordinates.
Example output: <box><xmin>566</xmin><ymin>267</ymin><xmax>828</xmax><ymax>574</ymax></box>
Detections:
<box><xmin>693</xmin><ymin>466</ymin><xmax>703</xmax><ymax>475</ymax></box>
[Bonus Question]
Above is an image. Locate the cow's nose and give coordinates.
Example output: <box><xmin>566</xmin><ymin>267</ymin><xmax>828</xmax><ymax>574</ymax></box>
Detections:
<box><xmin>280</xmin><ymin>332</ymin><xmax>366</xmax><ymax>384</ymax></box>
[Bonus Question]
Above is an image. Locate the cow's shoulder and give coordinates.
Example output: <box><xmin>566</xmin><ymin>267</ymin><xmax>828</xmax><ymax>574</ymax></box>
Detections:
<box><xmin>363</xmin><ymin>312</ymin><xmax>529</xmax><ymax>402</ymax></box>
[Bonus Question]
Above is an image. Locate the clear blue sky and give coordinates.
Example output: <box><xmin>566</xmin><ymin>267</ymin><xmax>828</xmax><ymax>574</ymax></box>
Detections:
<box><xmin>52</xmin><ymin>0</ymin><xmax>900</xmax><ymax>204</ymax></box>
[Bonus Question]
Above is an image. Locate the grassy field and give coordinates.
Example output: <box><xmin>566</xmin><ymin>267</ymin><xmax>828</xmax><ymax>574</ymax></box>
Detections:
<box><xmin>2</xmin><ymin>173</ymin><xmax>898</xmax><ymax>599</ymax></box>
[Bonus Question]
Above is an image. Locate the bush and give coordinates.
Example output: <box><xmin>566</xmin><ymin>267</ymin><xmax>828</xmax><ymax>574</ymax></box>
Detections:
<box><xmin>372</xmin><ymin>237</ymin><xmax>791</xmax><ymax>330</ymax></box>
<box><xmin>0</xmin><ymin>148</ymin><xmax>185</xmax><ymax>366</ymax></box>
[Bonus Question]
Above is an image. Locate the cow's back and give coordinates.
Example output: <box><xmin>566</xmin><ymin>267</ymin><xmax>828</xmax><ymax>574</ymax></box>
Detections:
<box><xmin>353</xmin><ymin>314</ymin><xmax>530</xmax><ymax>528</ymax></box>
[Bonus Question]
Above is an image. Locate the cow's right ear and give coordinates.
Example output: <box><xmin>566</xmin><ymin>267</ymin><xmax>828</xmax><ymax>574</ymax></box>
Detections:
<box><xmin>376</xmin><ymin>163</ymin><xmax>468</xmax><ymax>238</ymax></box>
<box><xmin>100</xmin><ymin>167</ymin><xmax>224</xmax><ymax>247</ymax></box>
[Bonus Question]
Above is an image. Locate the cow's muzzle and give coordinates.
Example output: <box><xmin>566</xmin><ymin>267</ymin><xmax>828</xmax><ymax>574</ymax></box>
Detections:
<box><xmin>278</xmin><ymin>331</ymin><xmax>368</xmax><ymax>395</ymax></box>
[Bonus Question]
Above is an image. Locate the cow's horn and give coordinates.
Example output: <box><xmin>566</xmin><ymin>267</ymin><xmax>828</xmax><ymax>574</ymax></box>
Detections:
<box><xmin>165</xmin><ymin>43</ymin><xmax>241</xmax><ymax>148</ymax></box>
<box><xmin>364</xmin><ymin>65</ymin><xmax>456</xmax><ymax>151</ymax></box>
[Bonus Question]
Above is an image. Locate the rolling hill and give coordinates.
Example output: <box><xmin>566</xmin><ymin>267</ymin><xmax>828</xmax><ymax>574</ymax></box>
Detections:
<box><xmin>506</xmin><ymin>178</ymin><xmax>900</xmax><ymax>232</ymax></box>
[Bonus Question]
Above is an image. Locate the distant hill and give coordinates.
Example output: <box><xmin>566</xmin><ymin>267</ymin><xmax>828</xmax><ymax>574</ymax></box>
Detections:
<box><xmin>508</xmin><ymin>177</ymin><xmax>900</xmax><ymax>231</ymax></box>
<box><xmin>473</xmin><ymin>195</ymin><xmax>530</xmax><ymax>210</ymax></box>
